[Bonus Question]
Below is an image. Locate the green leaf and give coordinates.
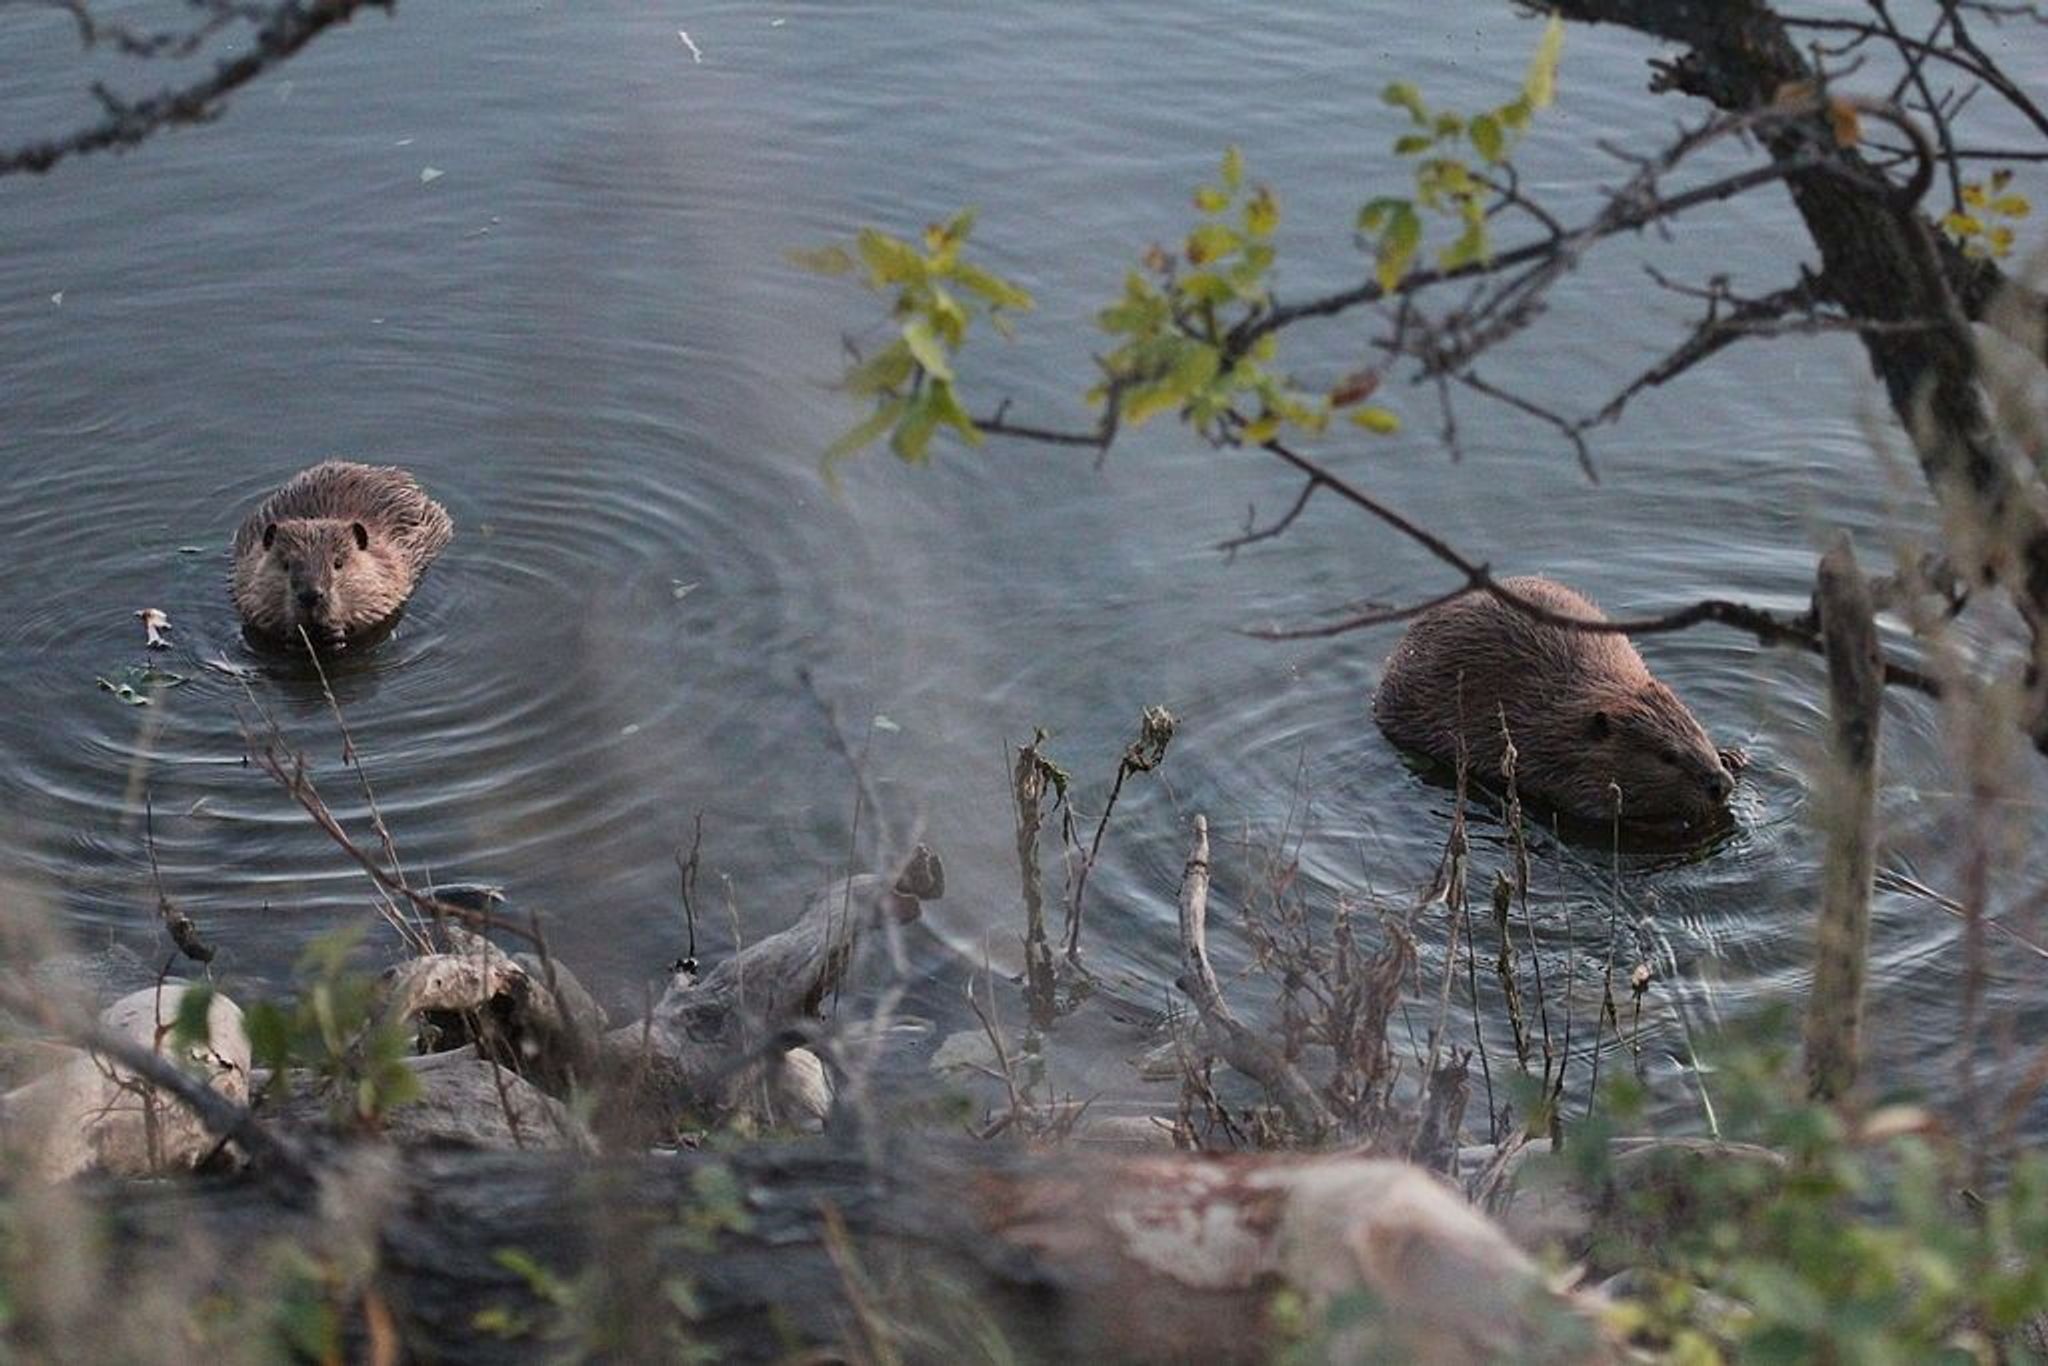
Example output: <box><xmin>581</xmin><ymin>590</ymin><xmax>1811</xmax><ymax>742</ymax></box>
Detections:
<box><xmin>1351</xmin><ymin>405</ymin><xmax>1402</xmax><ymax>434</ymax></box>
<box><xmin>1244</xmin><ymin>187</ymin><xmax>1279</xmax><ymax>238</ymax></box>
<box><xmin>1241</xmin><ymin>414</ymin><xmax>1280</xmax><ymax>444</ymax></box>
<box><xmin>825</xmin><ymin>399</ymin><xmax>907</xmax><ymax>462</ymax></box>
<box><xmin>1382</xmin><ymin>81</ymin><xmax>1427</xmax><ymax>124</ymax></box>
<box><xmin>900</xmin><ymin>318</ymin><xmax>954</xmax><ymax>382</ymax></box>
<box><xmin>856</xmin><ymin>228</ymin><xmax>926</xmax><ymax>286</ymax></box>
<box><xmin>1220</xmin><ymin>145</ymin><xmax>1244</xmax><ymax>192</ymax></box>
<box><xmin>928</xmin><ymin>380</ymin><xmax>984</xmax><ymax>447</ymax></box>
<box><xmin>890</xmin><ymin>390</ymin><xmax>942</xmax><ymax>462</ymax></box>
<box><xmin>1439</xmin><ymin>218</ymin><xmax>1488</xmax><ymax>271</ymax></box>
<box><xmin>245</xmin><ymin>1001</ymin><xmax>293</xmax><ymax>1072</ymax></box>
<box><xmin>1470</xmin><ymin>113</ymin><xmax>1504</xmax><ymax>164</ymax></box>
<box><xmin>171</xmin><ymin>986</ymin><xmax>216</xmax><ymax>1053</ymax></box>
<box><xmin>843</xmin><ymin>340</ymin><xmax>915</xmax><ymax>397</ymax></box>
<box><xmin>1356</xmin><ymin>196</ymin><xmax>1407</xmax><ymax>233</ymax></box>
<box><xmin>1523</xmin><ymin>13</ymin><xmax>1565</xmax><ymax>111</ymax></box>
<box><xmin>1495</xmin><ymin>95</ymin><xmax>1533</xmax><ymax>131</ymax></box>
<box><xmin>1376</xmin><ymin>202</ymin><xmax>1422</xmax><ymax>292</ymax></box>
<box><xmin>1169</xmin><ymin>341</ymin><xmax>1221</xmax><ymax>395</ymax></box>
<box><xmin>927</xmin><ymin>285</ymin><xmax>969</xmax><ymax>346</ymax></box>
<box><xmin>1432</xmin><ymin>112</ymin><xmax>1465</xmax><ymax>138</ymax></box>
<box><xmin>1122</xmin><ymin>381</ymin><xmax>1184</xmax><ymax>427</ymax></box>
<box><xmin>1179</xmin><ymin>271</ymin><xmax>1238</xmax><ymax>306</ymax></box>
<box><xmin>950</xmin><ymin>261</ymin><xmax>1033</xmax><ymax>311</ymax></box>
<box><xmin>786</xmin><ymin>244</ymin><xmax>854</xmax><ymax>275</ymax></box>
<box><xmin>1393</xmin><ymin>133</ymin><xmax>1433</xmax><ymax>156</ymax></box>
<box><xmin>1185</xmin><ymin>221</ymin><xmax>1240</xmax><ymax>265</ymax></box>
<box><xmin>1193</xmin><ymin>185</ymin><xmax>1230</xmax><ymax>214</ymax></box>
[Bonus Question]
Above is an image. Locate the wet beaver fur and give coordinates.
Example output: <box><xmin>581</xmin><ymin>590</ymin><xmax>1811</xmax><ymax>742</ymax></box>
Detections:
<box><xmin>230</xmin><ymin>460</ymin><xmax>453</xmax><ymax>647</ymax></box>
<box><xmin>1373</xmin><ymin>577</ymin><xmax>1733</xmax><ymax>827</ymax></box>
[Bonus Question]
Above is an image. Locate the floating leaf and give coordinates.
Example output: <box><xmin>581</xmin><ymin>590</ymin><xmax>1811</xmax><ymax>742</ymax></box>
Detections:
<box><xmin>135</xmin><ymin>607</ymin><xmax>172</xmax><ymax>650</ymax></box>
<box><xmin>786</xmin><ymin>244</ymin><xmax>855</xmax><ymax>275</ymax></box>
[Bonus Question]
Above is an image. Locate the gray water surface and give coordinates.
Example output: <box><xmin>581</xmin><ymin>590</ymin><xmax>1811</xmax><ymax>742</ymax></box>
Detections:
<box><xmin>3</xmin><ymin>2</ymin><xmax>2044</xmax><ymax>1133</ymax></box>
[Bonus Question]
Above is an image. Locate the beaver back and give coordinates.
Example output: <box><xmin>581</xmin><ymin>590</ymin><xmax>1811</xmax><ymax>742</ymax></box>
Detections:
<box><xmin>1372</xmin><ymin>577</ymin><xmax>1730</xmax><ymax>825</ymax></box>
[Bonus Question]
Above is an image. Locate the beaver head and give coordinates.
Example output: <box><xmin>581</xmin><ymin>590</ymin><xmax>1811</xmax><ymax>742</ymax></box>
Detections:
<box><xmin>241</xmin><ymin>517</ymin><xmax>388</xmax><ymax>643</ymax></box>
<box><xmin>1563</xmin><ymin>677</ymin><xmax>1733</xmax><ymax>826</ymax></box>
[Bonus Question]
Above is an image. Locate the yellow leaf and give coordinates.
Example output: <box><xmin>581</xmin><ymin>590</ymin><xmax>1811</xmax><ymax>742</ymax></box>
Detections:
<box><xmin>1221</xmin><ymin>145</ymin><xmax>1244</xmax><ymax>192</ymax></box>
<box><xmin>1351</xmin><ymin>405</ymin><xmax>1401</xmax><ymax>434</ymax></box>
<box><xmin>1961</xmin><ymin>181</ymin><xmax>1988</xmax><ymax>208</ymax></box>
<box><xmin>1991</xmin><ymin>194</ymin><xmax>2031</xmax><ymax>218</ymax></box>
<box><xmin>1241</xmin><ymin>414</ymin><xmax>1280</xmax><ymax>444</ymax></box>
<box><xmin>1942</xmin><ymin>211</ymin><xmax>1983</xmax><ymax>237</ymax></box>
<box><xmin>1523</xmin><ymin>14</ymin><xmax>1564</xmax><ymax>111</ymax></box>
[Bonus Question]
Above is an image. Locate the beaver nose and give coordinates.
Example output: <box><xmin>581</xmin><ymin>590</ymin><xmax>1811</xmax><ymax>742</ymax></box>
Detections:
<box><xmin>296</xmin><ymin>588</ymin><xmax>326</xmax><ymax>611</ymax></box>
<box><xmin>1707</xmin><ymin>771</ymin><xmax>1732</xmax><ymax>804</ymax></box>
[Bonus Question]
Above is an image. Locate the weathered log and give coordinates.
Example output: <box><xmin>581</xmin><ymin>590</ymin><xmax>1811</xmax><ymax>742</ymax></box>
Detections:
<box><xmin>52</xmin><ymin>1139</ymin><xmax>1614</xmax><ymax>1364</ymax></box>
<box><xmin>262</xmin><ymin>1049</ymin><xmax>595</xmax><ymax>1154</ymax></box>
<box><xmin>599</xmin><ymin>851</ymin><xmax>941</xmax><ymax>1135</ymax></box>
<box><xmin>1805</xmin><ymin>536</ymin><xmax>1882</xmax><ymax>1101</ymax></box>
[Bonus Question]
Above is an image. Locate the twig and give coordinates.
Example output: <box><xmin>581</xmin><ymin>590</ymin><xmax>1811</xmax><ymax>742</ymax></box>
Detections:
<box><xmin>1174</xmin><ymin>815</ymin><xmax>1336</xmax><ymax>1140</ymax></box>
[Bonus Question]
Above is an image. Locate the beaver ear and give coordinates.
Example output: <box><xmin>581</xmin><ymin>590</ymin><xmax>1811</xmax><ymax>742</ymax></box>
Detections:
<box><xmin>1585</xmin><ymin>708</ymin><xmax>1612</xmax><ymax>740</ymax></box>
<box><xmin>261</xmin><ymin>523</ymin><xmax>277</xmax><ymax>551</ymax></box>
<box><xmin>350</xmin><ymin>521</ymin><xmax>370</xmax><ymax>551</ymax></box>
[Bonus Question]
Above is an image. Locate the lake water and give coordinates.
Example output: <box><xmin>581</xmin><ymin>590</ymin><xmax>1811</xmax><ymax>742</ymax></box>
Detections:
<box><xmin>2</xmin><ymin>1</ymin><xmax>2044</xmax><ymax>1136</ymax></box>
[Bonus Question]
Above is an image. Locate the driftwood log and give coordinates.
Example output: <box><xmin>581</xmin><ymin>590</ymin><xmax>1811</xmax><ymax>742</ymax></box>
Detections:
<box><xmin>58</xmin><ymin>1137</ymin><xmax>1615</xmax><ymax>1364</ymax></box>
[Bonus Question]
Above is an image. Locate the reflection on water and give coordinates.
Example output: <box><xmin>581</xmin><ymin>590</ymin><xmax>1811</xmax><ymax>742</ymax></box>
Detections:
<box><xmin>1</xmin><ymin>1</ymin><xmax>2043</xmax><ymax>1135</ymax></box>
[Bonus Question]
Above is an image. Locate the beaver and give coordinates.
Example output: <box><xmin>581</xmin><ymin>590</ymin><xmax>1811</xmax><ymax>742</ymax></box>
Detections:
<box><xmin>1372</xmin><ymin>576</ymin><xmax>1733</xmax><ymax>827</ymax></box>
<box><xmin>230</xmin><ymin>460</ymin><xmax>453</xmax><ymax>646</ymax></box>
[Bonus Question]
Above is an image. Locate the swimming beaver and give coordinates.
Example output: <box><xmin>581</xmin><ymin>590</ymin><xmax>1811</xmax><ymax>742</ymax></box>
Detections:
<box><xmin>1372</xmin><ymin>577</ymin><xmax>1733</xmax><ymax>827</ymax></box>
<box><xmin>230</xmin><ymin>460</ymin><xmax>453</xmax><ymax>647</ymax></box>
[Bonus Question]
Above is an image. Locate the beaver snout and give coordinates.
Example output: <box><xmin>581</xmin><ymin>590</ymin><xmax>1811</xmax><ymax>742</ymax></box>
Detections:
<box><xmin>1705</xmin><ymin>768</ymin><xmax>1732</xmax><ymax>805</ymax></box>
<box><xmin>295</xmin><ymin>587</ymin><xmax>327</xmax><ymax>613</ymax></box>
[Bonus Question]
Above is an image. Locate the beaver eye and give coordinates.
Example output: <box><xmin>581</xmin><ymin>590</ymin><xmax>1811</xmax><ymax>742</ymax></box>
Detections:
<box><xmin>332</xmin><ymin>555</ymin><xmax>346</xmax><ymax>570</ymax></box>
